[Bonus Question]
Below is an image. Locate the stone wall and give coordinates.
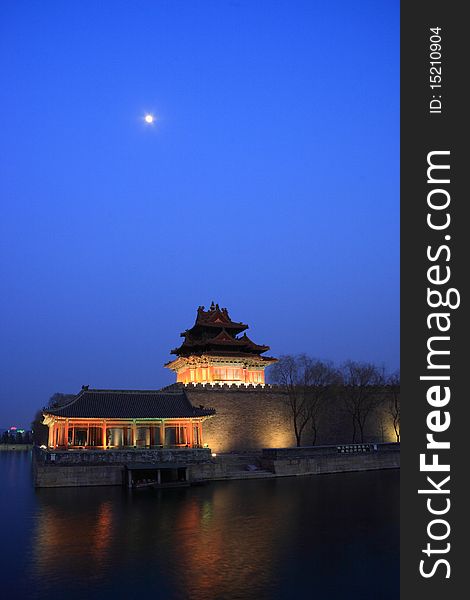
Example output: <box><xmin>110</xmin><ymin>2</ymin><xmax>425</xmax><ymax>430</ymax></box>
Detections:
<box><xmin>35</xmin><ymin>464</ymin><xmax>124</xmax><ymax>488</ymax></box>
<box><xmin>260</xmin><ymin>442</ymin><xmax>400</xmax><ymax>476</ymax></box>
<box><xmin>184</xmin><ymin>384</ymin><xmax>398</xmax><ymax>453</ymax></box>
<box><xmin>33</xmin><ymin>447</ymin><xmax>214</xmax><ymax>488</ymax></box>
<box><xmin>33</xmin><ymin>443</ymin><xmax>399</xmax><ymax>487</ymax></box>
<box><xmin>186</xmin><ymin>385</ymin><xmax>295</xmax><ymax>452</ymax></box>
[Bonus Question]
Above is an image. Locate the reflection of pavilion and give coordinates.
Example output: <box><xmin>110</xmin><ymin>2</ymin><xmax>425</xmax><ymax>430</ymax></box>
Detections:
<box><xmin>32</xmin><ymin>491</ymin><xmax>118</xmax><ymax>583</ymax></box>
<box><xmin>43</xmin><ymin>387</ymin><xmax>215</xmax><ymax>450</ymax></box>
<box><xmin>32</xmin><ymin>480</ymin><xmax>291</xmax><ymax>598</ymax></box>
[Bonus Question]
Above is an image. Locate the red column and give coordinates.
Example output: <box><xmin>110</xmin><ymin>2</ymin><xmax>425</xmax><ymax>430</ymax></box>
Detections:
<box><xmin>48</xmin><ymin>423</ymin><xmax>54</xmax><ymax>447</ymax></box>
<box><xmin>189</xmin><ymin>422</ymin><xmax>194</xmax><ymax>448</ymax></box>
<box><xmin>132</xmin><ymin>422</ymin><xmax>137</xmax><ymax>447</ymax></box>
<box><xmin>102</xmin><ymin>422</ymin><xmax>107</xmax><ymax>449</ymax></box>
<box><xmin>197</xmin><ymin>422</ymin><xmax>203</xmax><ymax>447</ymax></box>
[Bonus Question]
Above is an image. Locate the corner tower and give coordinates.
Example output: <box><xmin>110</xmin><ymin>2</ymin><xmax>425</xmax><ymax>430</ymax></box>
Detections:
<box><xmin>165</xmin><ymin>302</ymin><xmax>277</xmax><ymax>385</ymax></box>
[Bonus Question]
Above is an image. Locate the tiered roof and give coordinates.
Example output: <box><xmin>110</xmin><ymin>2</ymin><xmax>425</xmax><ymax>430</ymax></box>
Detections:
<box><xmin>44</xmin><ymin>387</ymin><xmax>215</xmax><ymax>419</ymax></box>
<box><xmin>170</xmin><ymin>302</ymin><xmax>274</xmax><ymax>359</ymax></box>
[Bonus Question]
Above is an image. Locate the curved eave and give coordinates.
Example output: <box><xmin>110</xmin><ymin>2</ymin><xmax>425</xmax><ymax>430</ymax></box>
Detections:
<box><xmin>171</xmin><ymin>347</ymin><xmax>270</xmax><ymax>357</ymax></box>
<box><xmin>44</xmin><ymin>410</ymin><xmax>215</xmax><ymax>419</ymax></box>
<box><xmin>165</xmin><ymin>354</ymin><xmax>278</xmax><ymax>367</ymax></box>
<box><xmin>171</xmin><ymin>336</ymin><xmax>271</xmax><ymax>356</ymax></box>
<box><xmin>181</xmin><ymin>326</ymin><xmax>249</xmax><ymax>341</ymax></box>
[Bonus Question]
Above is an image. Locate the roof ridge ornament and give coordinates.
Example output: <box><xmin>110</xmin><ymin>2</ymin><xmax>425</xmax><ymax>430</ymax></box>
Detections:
<box><xmin>165</xmin><ymin>303</ymin><xmax>278</xmax><ymax>384</ymax></box>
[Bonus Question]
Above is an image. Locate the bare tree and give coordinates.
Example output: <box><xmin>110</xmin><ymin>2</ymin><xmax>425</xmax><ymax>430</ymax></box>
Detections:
<box><xmin>31</xmin><ymin>409</ymin><xmax>49</xmax><ymax>446</ymax></box>
<box><xmin>48</xmin><ymin>392</ymin><xmax>75</xmax><ymax>408</ymax></box>
<box><xmin>305</xmin><ymin>360</ymin><xmax>339</xmax><ymax>445</ymax></box>
<box><xmin>270</xmin><ymin>354</ymin><xmax>337</xmax><ymax>446</ymax></box>
<box><xmin>386</xmin><ymin>371</ymin><xmax>400</xmax><ymax>442</ymax></box>
<box><xmin>340</xmin><ymin>361</ymin><xmax>384</xmax><ymax>443</ymax></box>
<box><xmin>31</xmin><ymin>392</ymin><xmax>76</xmax><ymax>446</ymax></box>
<box><xmin>270</xmin><ymin>355</ymin><xmax>309</xmax><ymax>446</ymax></box>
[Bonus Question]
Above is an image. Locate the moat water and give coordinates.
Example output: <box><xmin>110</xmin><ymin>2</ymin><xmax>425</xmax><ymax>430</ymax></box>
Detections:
<box><xmin>0</xmin><ymin>451</ymin><xmax>399</xmax><ymax>600</ymax></box>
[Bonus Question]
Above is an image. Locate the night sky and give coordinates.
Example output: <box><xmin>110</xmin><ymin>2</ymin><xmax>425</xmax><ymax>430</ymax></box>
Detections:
<box><xmin>0</xmin><ymin>0</ymin><xmax>399</xmax><ymax>426</ymax></box>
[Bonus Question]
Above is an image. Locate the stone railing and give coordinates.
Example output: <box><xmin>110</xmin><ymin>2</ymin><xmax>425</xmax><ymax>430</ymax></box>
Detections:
<box><xmin>262</xmin><ymin>442</ymin><xmax>400</xmax><ymax>460</ymax></box>
<box><xmin>34</xmin><ymin>446</ymin><xmax>212</xmax><ymax>465</ymax></box>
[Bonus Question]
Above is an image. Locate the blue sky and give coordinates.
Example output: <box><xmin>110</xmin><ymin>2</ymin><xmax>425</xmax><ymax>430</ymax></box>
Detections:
<box><xmin>0</xmin><ymin>0</ymin><xmax>399</xmax><ymax>425</ymax></box>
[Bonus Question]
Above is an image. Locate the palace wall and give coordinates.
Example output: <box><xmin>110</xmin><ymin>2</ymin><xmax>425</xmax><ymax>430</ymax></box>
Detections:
<box><xmin>183</xmin><ymin>384</ymin><xmax>398</xmax><ymax>453</ymax></box>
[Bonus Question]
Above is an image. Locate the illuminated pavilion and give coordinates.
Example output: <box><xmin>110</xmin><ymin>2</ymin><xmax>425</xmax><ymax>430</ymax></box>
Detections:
<box><xmin>165</xmin><ymin>302</ymin><xmax>277</xmax><ymax>385</ymax></box>
<box><xmin>43</xmin><ymin>387</ymin><xmax>215</xmax><ymax>450</ymax></box>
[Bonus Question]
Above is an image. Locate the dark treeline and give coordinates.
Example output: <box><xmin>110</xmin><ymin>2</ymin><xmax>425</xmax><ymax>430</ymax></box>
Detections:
<box><xmin>31</xmin><ymin>392</ymin><xmax>75</xmax><ymax>446</ymax></box>
<box><xmin>269</xmin><ymin>355</ymin><xmax>400</xmax><ymax>446</ymax></box>
<box><xmin>1</xmin><ymin>430</ymin><xmax>33</xmax><ymax>445</ymax></box>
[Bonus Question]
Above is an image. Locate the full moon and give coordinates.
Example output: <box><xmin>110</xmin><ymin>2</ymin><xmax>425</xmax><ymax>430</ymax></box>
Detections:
<box><xmin>144</xmin><ymin>114</ymin><xmax>155</xmax><ymax>124</ymax></box>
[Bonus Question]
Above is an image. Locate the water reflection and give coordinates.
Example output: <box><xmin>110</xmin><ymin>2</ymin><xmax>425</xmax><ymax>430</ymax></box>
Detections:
<box><xmin>33</xmin><ymin>491</ymin><xmax>116</xmax><ymax>583</ymax></box>
<box><xmin>171</xmin><ymin>485</ymin><xmax>290</xmax><ymax>598</ymax></box>
<box><xmin>0</xmin><ymin>453</ymin><xmax>399</xmax><ymax>600</ymax></box>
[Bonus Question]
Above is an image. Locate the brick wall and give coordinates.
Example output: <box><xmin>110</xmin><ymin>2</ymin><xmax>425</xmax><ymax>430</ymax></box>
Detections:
<box><xmin>184</xmin><ymin>384</ymin><xmax>398</xmax><ymax>453</ymax></box>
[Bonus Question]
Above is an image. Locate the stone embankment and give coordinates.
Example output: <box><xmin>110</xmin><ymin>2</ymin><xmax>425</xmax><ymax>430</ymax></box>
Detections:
<box><xmin>259</xmin><ymin>442</ymin><xmax>400</xmax><ymax>476</ymax></box>
<box><xmin>33</xmin><ymin>443</ymin><xmax>399</xmax><ymax>488</ymax></box>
